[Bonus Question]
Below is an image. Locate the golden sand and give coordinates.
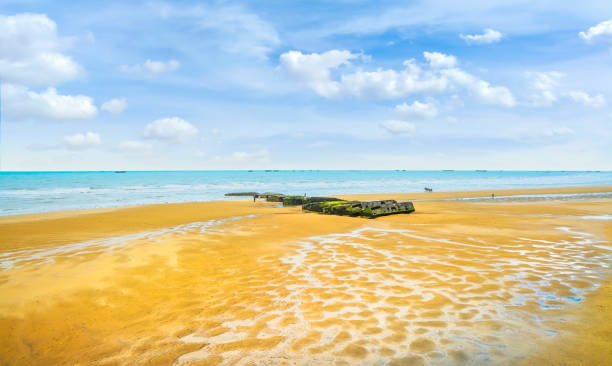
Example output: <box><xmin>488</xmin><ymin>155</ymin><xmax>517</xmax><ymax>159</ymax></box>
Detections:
<box><xmin>0</xmin><ymin>187</ymin><xmax>611</xmax><ymax>365</ymax></box>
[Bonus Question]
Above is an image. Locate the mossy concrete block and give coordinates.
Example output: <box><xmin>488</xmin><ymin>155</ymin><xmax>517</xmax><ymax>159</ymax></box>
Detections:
<box><xmin>303</xmin><ymin>200</ymin><xmax>414</xmax><ymax>218</ymax></box>
<box><xmin>260</xmin><ymin>193</ymin><xmax>285</xmax><ymax>202</ymax></box>
<box><xmin>282</xmin><ymin>195</ymin><xmax>308</xmax><ymax>206</ymax></box>
<box><xmin>225</xmin><ymin>192</ymin><xmax>259</xmax><ymax>197</ymax></box>
<box><xmin>282</xmin><ymin>196</ymin><xmax>341</xmax><ymax>206</ymax></box>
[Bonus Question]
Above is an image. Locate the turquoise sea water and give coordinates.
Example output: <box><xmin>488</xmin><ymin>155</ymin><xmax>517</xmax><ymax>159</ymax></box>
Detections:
<box><xmin>1</xmin><ymin>170</ymin><xmax>611</xmax><ymax>216</ymax></box>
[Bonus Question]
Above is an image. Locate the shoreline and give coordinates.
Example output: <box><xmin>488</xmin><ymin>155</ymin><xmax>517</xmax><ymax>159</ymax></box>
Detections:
<box><xmin>1</xmin><ymin>185</ymin><xmax>610</xmax><ymax>365</ymax></box>
<box><xmin>2</xmin><ymin>184</ymin><xmax>611</xmax><ymax>220</ymax></box>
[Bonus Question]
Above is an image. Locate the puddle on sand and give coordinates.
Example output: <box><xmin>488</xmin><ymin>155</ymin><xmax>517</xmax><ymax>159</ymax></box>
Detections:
<box><xmin>580</xmin><ymin>214</ymin><xmax>612</xmax><ymax>220</ymax></box>
<box><xmin>176</xmin><ymin>225</ymin><xmax>611</xmax><ymax>366</ymax></box>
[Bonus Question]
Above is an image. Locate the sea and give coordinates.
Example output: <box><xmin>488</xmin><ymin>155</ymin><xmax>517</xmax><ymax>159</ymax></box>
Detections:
<box><xmin>1</xmin><ymin>170</ymin><xmax>611</xmax><ymax>216</ymax></box>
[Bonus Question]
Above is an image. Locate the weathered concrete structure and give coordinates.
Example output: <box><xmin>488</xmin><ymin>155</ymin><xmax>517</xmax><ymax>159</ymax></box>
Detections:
<box><xmin>224</xmin><ymin>192</ymin><xmax>415</xmax><ymax>218</ymax></box>
<box><xmin>303</xmin><ymin>199</ymin><xmax>414</xmax><ymax>219</ymax></box>
<box><xmin>224</xmin><ymin>192</ymin><xmax>260</xmax><ymax>197</ymax></box>
<box><xmin>282</xmin><ymin>196</ymin><xmax>341</xmax><ymax>206</ymax></box>
<box><xmin>224</xmin><ymin>192</ymin><xmax>286</xmax><ymax>202</ymax></box>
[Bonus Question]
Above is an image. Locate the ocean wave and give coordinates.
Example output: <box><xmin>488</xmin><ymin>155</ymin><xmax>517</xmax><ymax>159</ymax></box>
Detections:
<box><xmin>1</xmin><ymin>171</ymin><xmax>611</xmax><ymax>216</ymax></box>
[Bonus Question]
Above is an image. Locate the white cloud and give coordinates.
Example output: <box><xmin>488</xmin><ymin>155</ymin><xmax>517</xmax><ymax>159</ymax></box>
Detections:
<box><xmin>120</xmin><ymin>59</ymin><xmax>180</xmax><ymax>77</ymax></box>
<box><xmin>0</xmin><ymin>13</ymin><xmax>84</xmax><ymax>86</ymax></box>
<box><xmin>281</xmin><ymin>50</ymin><xmax>514</xmax><ymax>106</ymax></box>
<box><xmin>380</xmin><ymin>120</ymin><xmax>416</xmax><ymax>135</ymax></box>
<box><xmin>526</xmin><ymin>71</ymin><xmax>564</xmax><ymax>106</ymax></box>
<box><xmin>525</xmin><ymin>72</ymin><xmax>605</xmax><ymax>107</ymax></box>
<box><xmin>443</xmin><ymin>68</ymin><xmax>516</xmax><ymax>107</ymax></box>
<box><xmin>339</xmin><ymin>61</ymin><xmax>448</xmax><ymax>98</ymax></box>
<box><xmin>154</xmin><ymin>3</ymin><xmax>280</xmax><ymax>59</ymax></box>
<box><xmin>3</xmin><ymin>84</ymin><xmax>98</xmax><ymax>120</ymax></box>
<box><xmin>62</xmin><ymin>132</ymin><xmax>101</xmax><ymax>150</ymax></box>
<box><xmin>568</xmin><ymin>91</ymin><xmax>606</xmax><ymax>107</ymax></box>
<box><xmin>101</xmin><ymin>98</ymin><xmax>128</xmax><ymax>114</ymax></box>
<box><xmin>395</xmin><ymin>100</ymin><xmax>438</xmax><ymax>119</ymax></box>
<box><xmin>118</xmin><ymin>140</ymin><xmax>153</xmax><ymax>152</ymax></box>
<box><xmin>460</xmin><ymin>29</ymin><xmax>503</xmax><ymax>44</ymax></box>
<box><xmin>280</xmin><ymin>50</ymin><xmax>358</xmax><ymax>98</ymax></box>
<box><xmin>579</xmin><ymin>19</ymin><xmax>612</xmax><ymax>42</ymax></box>
<box><xmin>423</xmin><ymin>51</ymin><xmax>457</xmax><ymax>69</ymax></box>
<box><xmin>193</xmin><ymin>5</ymin><xmax>280</xmax><ymax>59</ymax></box>
<box><xmin>144</xmin><ymin>117</ymin><xmax>199</xmax><ymax>143</ymax></box>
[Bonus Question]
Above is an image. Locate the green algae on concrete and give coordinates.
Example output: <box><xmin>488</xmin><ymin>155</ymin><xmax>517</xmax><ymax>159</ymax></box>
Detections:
<box><xmin>223</xmin><ymin>192</ymin><xmax>415</xmax><ymax>218</ymax></box>
<box><xmin>303</xmin><ymin>199</ymin><xmax>415</xmax><ymax>219</ymax></box>
<box><xmin>282</xmin><ymin>196</ymin><xmax>341</xmax><ymax>206</ymax></box>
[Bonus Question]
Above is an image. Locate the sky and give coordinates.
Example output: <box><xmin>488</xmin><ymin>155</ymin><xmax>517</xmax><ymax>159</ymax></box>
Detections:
<box><xmin>1</xmin><ymin>0</ymin><xmax>611</xmax><ymax>171</ymax></box>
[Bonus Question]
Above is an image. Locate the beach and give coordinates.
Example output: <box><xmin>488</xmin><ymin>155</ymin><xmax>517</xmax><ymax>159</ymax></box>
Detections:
<box><xmin>1</xmin><ymin>186</ymin><xmax>611</xmax><ymax>365</ymax></box>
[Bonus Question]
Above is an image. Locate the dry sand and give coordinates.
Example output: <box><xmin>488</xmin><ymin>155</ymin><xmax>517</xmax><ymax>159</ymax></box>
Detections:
<box><xmin>0</xmin><ymin>186</ymin><xmax>611</xmax><ymax>365</ymax></box>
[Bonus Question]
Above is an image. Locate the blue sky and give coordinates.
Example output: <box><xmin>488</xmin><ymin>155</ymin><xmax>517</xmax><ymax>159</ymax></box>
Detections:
<box><xmin>1</xmin><ymin>0</ymin><xmax>611</xmax><ymax>170</ymax></box>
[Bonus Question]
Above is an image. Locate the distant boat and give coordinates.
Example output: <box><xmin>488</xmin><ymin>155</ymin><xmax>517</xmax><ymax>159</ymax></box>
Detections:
<box><xmin>114</xmin><ymin>171</ymin><xmax>126</xmax><ymax>173</ymax></box>
<box><xmin>443</xmin><ymin>169</ymin><xmax>454</xmax><ymax>172</ymax></box>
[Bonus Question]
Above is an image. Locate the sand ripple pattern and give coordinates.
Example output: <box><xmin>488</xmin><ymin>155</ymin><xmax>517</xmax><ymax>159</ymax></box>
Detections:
<box><xmin>0</xmin><ymin>215</ymin><xmax>255</xmax><ymax>269</ymax></box>
<box><xmin>177</xmin><ymin>226</ymin><xmax>611</xmax><ymax>365</ymax></box>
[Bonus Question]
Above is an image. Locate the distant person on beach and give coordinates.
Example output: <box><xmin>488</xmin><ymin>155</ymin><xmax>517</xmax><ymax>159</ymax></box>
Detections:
<box><xmin>492</xmin><ymin>193</ymin><xmax>495</xmax><ymax>199</ymax></box>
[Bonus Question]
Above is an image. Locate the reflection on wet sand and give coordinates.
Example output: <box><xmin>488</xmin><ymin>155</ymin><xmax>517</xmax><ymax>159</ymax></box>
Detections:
<box><xmin>0</xmin><ymin>191</ymin><xmax>610</xmax><ymax>365</ymax></box>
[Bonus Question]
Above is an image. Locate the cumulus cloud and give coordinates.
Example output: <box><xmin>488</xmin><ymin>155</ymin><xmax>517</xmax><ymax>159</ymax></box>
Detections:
<box><xmin>423</xmin><ymin>51</ymin><xmax>457</xmax><ymax>69</ymax></box>
<box><xmin>442</xmin><ymin>69</ymin><xmax>516</xmax><ymax>107</ymax></box>
<box><xmin>460</xmin><ymin>29</ymin><xmax>503</xmax><ymax>44</ymax></box>
<box><xmin>525</xmin><ymin>72</ymin><xmax>605</xmax><ymax>107</ymax></box>
<box><xmin>395</xmin><ymin>100</ymin><xmax>438</xmax><ymax>119</ymax></box>
<box><xmin>101</xmin><ymin>98</ymin><xmax>128</xmax><ymax>114</ymax></box>
<box><xmin>380</xmin><ymin>120</ymin><xmax>416</xmax><ymax>135</ymax></box>
<box><xmin>526</xmin><ymin>71</ymin><xmax>564</xmax><ymax>106</ymax></box>
<box><xmin>281</xmin><ymin>50</ymin><xmax>515</xmax><ymax>106</ymax></box>
<box><xmin>568</xmin><ymin>91</ymin><xmax>606</xmax><ymax>107</ymax></box>
<box><xmin>0</xmin><ymin>13</ymin><xmax>84</xmax><ymax>86</ymax></box>
<box><xmin>579</xmin><ymin>19</ymin><xmax>612</xmax><ymax>42</ymax></box>
<box><xmin>280</xmin><ymin>50</ymin><xmax>358</xmax><ymax>98</ymax></box>
<box><xmin>62</xmin><ymin>132</ymin><xmax>101</xmax><ymax>150</ymax></box>
<box><xmin>144</xmin><ymin>117</ymin><xmax>199</xmax><ymax>143</ymax></box>
<box><xmin>3</xmin><ymin>84</ymin><xmax>98</xmax><ymax>120</ymax></box>
<box><xmin>339</xmin><ymin>60</ymin><xmax>448</xmax><ymax>99</ymax></box>
<box><xmin>120</xmin><ymin>59</ymin><xmax>180</xmax><ymax>77</ymax></box>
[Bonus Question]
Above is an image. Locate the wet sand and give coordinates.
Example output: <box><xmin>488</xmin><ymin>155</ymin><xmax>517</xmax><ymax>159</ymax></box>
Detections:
<box><xmin>0</xmin><ymin>186</ymin><xmax>611</xmax><ymax>365</ymax></box>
